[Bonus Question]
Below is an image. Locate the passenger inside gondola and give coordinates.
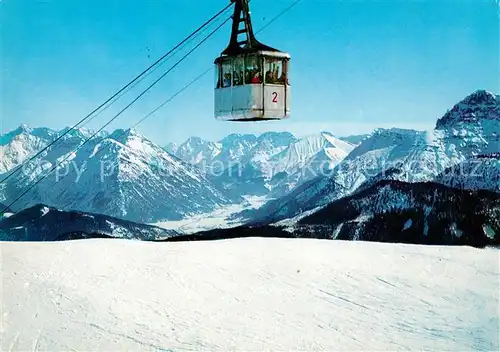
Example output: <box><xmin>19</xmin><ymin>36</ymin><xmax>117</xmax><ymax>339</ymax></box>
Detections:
<box><xmin>223</xmin><ymin>73</ymin><xmax>232</xmax><ymax>87</ymax></box>
<box><xmin>264</xmin><ymin>59</ymin><xmax>287</xmax><ymax>85</ymax></box>
<box><xmin>251</xmin><ymin>71</ymin><xmax>262</xmax><ymax>83</ymax></box>
<box><xmin>245</xmin><ymin>56</ymin><xmax>262</xmax><ymax>84</ymax></box>
<box><xmin>265</xmin><ymin>70</ymin><xmax>274</xmax><ymax>84</ymax></box>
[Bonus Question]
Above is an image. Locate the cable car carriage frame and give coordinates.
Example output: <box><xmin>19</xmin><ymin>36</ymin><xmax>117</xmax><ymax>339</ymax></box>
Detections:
<box><xmin>214</xmin><ymin>0</ymin><xmax>291</xmax><ymax>121</ymax></box>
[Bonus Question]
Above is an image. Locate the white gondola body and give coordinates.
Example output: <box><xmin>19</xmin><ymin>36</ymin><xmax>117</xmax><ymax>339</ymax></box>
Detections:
<box><xmin>215</xmin><ymin>82</ymin><xmax>290</xmax><ymax>120</ymax></box>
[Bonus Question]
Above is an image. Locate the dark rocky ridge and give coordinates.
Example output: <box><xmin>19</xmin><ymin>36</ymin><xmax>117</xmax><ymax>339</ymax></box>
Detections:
<box><xmin>0</xmin><ymin>204</ymin><xmax>178</xmax><ymax>241</ymax></box>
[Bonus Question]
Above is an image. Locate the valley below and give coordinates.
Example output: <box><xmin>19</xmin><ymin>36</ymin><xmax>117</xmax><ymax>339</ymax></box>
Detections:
<box><xmin>2</xmin><ymin>238</ymin><xmax>498</xmax><ymax>351</ymax></box>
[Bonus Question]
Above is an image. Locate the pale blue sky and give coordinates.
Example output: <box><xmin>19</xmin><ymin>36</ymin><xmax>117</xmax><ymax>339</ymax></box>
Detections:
<box><xmin>2</xmin><ymin>0</ymin><xmax>498</xmax><ymax>144</ymax></box>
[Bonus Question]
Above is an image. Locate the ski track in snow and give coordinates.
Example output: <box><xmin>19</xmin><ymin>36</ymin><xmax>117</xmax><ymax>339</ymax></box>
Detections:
<box><xmin>1</xmin><ymin>238</ymin><xmax>499</xmax><ymax>351</ymax></box>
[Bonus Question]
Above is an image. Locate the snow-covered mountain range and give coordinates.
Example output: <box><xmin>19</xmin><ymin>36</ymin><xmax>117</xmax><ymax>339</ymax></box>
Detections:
<box><xmin>435</xmin><ymin>153</ymin><xmax>500</xmax><ymax>193</ymax></box>
<box><xmin>0</xmin><ymin>123</ymin><xmax>359</xmax><ymax>227</ymax></box>
<box><xmin>338</xmin><ymin>134</ymin><xmax>370</xmax><ymax>145</ymax></box>
<box><xmin>1</xmin><ymin>128</ymin><xmax>238</xmax><ymax>223</ymax></box>
<box><xmin>245</xmin><ymin>90</ymin><xmax>500</xmax><ymax>224</ymax></box>
<box><xmin>166</xmin><ymin>131</ymin><xmax>355</xmax><ymax>197</ymax></box>
<box><xmin>0</xmin><ymin>123</ymin><xmax>362</xmax><ymax>226</ymax></box>
<box><xmin>1</xmin><ymin>89</ymin><xmax>497</xmax><ymax>234</ymax></box>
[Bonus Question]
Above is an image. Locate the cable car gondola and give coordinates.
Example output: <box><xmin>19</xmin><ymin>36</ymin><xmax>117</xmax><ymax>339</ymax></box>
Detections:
<box><xmin>214</xmin><ymin>0</ymin><xmax>291</xmax><ymax>121</ymax></box>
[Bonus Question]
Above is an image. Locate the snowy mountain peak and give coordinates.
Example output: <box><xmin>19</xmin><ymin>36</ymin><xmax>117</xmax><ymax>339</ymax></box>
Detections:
<box><xmin>371</xmin><ymin>127</ymin><xmax>421</xmax><ymax>138</ymax></box>
<box><xmin>106</xmin><ymin>129</ymin><xmax>158</xmax><ymax>153</ymax></box>
<box><xmin>345</xmin><ymin>128</ymin><xmax>423</xmax><ymax>161</ymax></box>
<box><xmin>320</xmin><ymin>132</ymin><xmax>355</xmax><ymax>152</ymax></box>
<box><xmin>262</xmin><ymin>132</ymin><xmax>355</xmax><ymax>194</ymax></box>
<box><xmin>109</xmin><ymin>128</ymin><xmax>141</xmax><ymax>141</ymax></box>
<box><xmin>18</xmin><ymin>124</ymin><xmax>31</xmax><ymax>133</ymax></box>
<box><xmin>219</xmin><ymin>133</ymin><xmax>258</xmax><ymax>146</ymax></box>
<box><xmin>58</xmin><ymin>126</ymin><xmax>108</xmax><ymax>140</ymax></box>
<box><xmin>168</xmin><ymin>131</ymin><xmax>355</xmax><ymax>198</ymax></box>
<box><xmin>179</xmin><ymin>136</ymin><xmax>220</xmax><ymax>153</ymax></box>
<box><xmin>1</xmin><ymin>125</ymin><xmax>56</xmax><ymax>147</ymax></box>
<box><xmin>173</xmin><ymin>136</ymin><xmax>222</xmax><ymax>167</ymax></box>
<box><xmin>9</xmin><ymin>124</ymin><xmax>39</xmax><ymax>136</ymax></box>
<box><xmin>164</xmin><ymin>142</ymin><xmax>178</xmax><ymax>155</ymax></box>
<box><xmin>436</xmin><ymin>89</ymin><xmax>500</xmax><ymax>129</ymax></box>
<box><xmin>57</xmin><ymin>127</ymin><xmax>88</xmax><ymax>142</ymax></box>
<box><xmin>1</xmin><ymin>127</ymin><xmax>26</xmax><ymax>146</ymax></box>
<box><xmin>461</xmin><ymin>90</ymin><xmax>498</xmax><ymax>106</ymax></box>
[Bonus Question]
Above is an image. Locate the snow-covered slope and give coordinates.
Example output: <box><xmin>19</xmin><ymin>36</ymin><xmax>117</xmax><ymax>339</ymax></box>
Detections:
<box><xmin>247</xmin><ymin>90</ymin><xmax>500</xmax><ymax>223</ymax></box>
<box><xmin>435</xmin><ymin>153</ymin><xmax>500</xmax><ymax>192</ymax></box>
<box><xmin>236</xmin><ymin>131</ymin><xmax>297</xmax><ymax>178</ymax></box>
<box><xmin>296</xmin><ymin>180</ymin><xmax>500</xmax><ymax>246</ymax></box>
<box><xmin>3</xmin><ymin>129</ymin><xmax>238</xmax><ymax>223</ymax></box>
<box><xmin>164</xmin><ymin>141</ymin><xmax>178</xmax><ymax>155</ymax></box>
<box><xmin>2</xmin><ymin>238</ymin><xmax>498</xmax><ymax>351</ymax></box>
<box><xmin>57</xmin><ymin>126</ymin><xmax>109</xmax><ymax>140</ymax></box>
<box><xmin>0</xmin><ymin>128</ymin><xmax>89</xmax><ymax>208</ymax></box>
<box><xmin>435</xmin><ymin>90</ymin><xmax>499</xmax><ymax>158</ymax></box>
<box><xmin>213</xmin><ymin>133</ymin><xmax>260</xmax><ymax>167</ymax></box>
<box><xmin>1</xmin><ymin>124</ymin><xmax>55</xmax><ymax>144</ymax></box>
<box><xmin>268</xmin><ymin>133</ymin><xmax>355</xmax><ymax>196</ymax></box>
<box><xmin>210</xmin><ymin>132</ymin><xmax>298</xmax><ymax>196</ymax></box>
<box><xmin>165</xmin><ymin>132</ymin><xmax>295</xmax><ymax>175</ymax></box>
<box><xmin>339</xmin><ymin>133</ymin><xmax>370</xmax><ymax>145</ymax></box>
<box><xmin>0</xmin><ymin>204</ymin><xmax>178</xmax><ymax>241</ymax></box>
<box><xmin>436</xmin><ymin>90</ymin><xmax>499</xmax><ymax>129</ymax></box>
<box><xmin>173</xmin><ymin>136</ymin><xmax>222</xmax><ymax>169</ymax></box>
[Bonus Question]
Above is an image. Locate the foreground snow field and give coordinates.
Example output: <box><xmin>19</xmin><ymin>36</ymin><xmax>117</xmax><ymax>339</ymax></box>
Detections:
<box><xmin>2</xmin><ymin>238</ymin><xmax>499</xmax><ymax>351</ymax></box>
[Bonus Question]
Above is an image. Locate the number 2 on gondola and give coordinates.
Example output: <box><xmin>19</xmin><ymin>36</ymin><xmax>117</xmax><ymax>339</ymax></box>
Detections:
<box><xmin>272</xmin><ymin>92</ymin><xmax>278</xmax><ymax>103</ymax></box>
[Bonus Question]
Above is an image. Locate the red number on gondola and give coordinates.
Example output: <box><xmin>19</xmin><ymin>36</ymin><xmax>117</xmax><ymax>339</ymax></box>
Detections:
<box><xmin>272</xmin><ymin>92</ymin><xmax>278</xmax><ymax>103</ymax></box>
